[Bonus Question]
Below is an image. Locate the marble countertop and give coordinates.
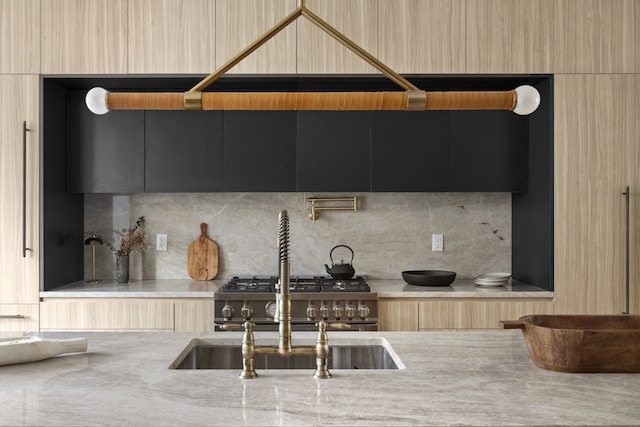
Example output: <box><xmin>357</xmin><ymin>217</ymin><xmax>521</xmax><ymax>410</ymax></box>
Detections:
<box><xmin>370</xmin><ymin>279</ymin><xmax>553</xmax><ymax>298</ymax></box>
<box><xmin>40</xmin><ymin>279</ymin><xmax>552</xmax><ymax>299</ymax></box>
<box><xmin>40</xmin><ymin>279</ymin><xmax>223</xmax><ymax>298</ymax></box>
<box><xmin>1</xmin><ymin>330</ymin><xmax>637</xmax><ymax>426</ymax></box>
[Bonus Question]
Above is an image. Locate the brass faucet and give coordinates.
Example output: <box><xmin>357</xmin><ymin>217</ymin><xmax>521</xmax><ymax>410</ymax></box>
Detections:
<box><xmin>233</xmin><ymin>210</ymin><xmax>348</xmax><ymax>379</ymax></box>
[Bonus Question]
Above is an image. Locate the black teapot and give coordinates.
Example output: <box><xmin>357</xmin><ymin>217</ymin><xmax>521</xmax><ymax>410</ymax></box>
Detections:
<box><xmin>325</xmin><ymin>245</ymin><xmax>356</xmax><ymax>280</ymax></box>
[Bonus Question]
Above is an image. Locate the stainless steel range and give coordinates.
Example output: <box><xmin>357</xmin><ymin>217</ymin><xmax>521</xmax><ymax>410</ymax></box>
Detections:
<box><xmin>214</xmin><ymin>275</ymin><xmax>378</xmax><ymax>331</ymax></box>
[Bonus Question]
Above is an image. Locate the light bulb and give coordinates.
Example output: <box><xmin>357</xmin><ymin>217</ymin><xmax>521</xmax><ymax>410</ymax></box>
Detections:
<box><xmin>513</xmin><ymin>85</ymin><xmax>541</xmax><ymax>115</ymax></box>
<box><xmin>85</xmin><ymin>87</ymin><xmax>110</xmax><ymax>115</ymax></box>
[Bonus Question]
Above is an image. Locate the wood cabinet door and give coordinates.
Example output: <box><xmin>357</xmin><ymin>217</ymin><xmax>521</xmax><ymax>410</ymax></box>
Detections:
<box><xmin>554</xmin><ymin>0</ymin><xmax>635</xmax><ymax>73</ymax></box>
<box><xmin>0</xmin><ymin>0</ymin><xmax>40</xmax><ymax>73</ymax></box>
<box><xmin>128</xmin><ymin>0</ymin><xmax>216</xmax><ymax>73</ymax></box>
<box><xmin>371</xmin><ymin>111</ymin><xmax>450</xmax><ymax>191</ymax></box>
<box><xmin>378</xmin><ymin>0</ymin><xmax>465</xmax><ymax>73</ymax></box>
<box><xmin>419</xmin><ymin>300</ymin><xmax>553</xmax><ymax>329</ymax></box>
<box><xmin>215</xmin><ymin>0</ymin><xmax>296</xmax><ymax>74</ymax></box>
<box><xmin>634</xmin><ymin>74</ymin><xmax>640</xmax><ymax>315</ymax></box>
<box><xmin>297</xmin><ymin>0</ymin><xmax>378</xmax><ymax>73</ymax></box>
<box><xmin>40</xmin><ymin>299</ymin><xmax>174</xmax><ymax>331</ymax></box>
<box><xmin>0</xmin><ymin>304</ymin><xmax>39</xmax><ymax>332</ymax></box>
<box><xmin>466</xmin><ymin>0</ymin><xmax>553</xmax><ymax>74</ymax></box>
<box><xmin>41</xmin><ymin>0</ymin><xmax>128</xmax><ymax>74</ymax></box>
<box><xmin>0</xmin><ymin>75</ymin><xmax>39</xmax><ymax>304</ymax></box>
<box><xmin>379</xmin><ymin>300</ymin><xmax>419</xmax><ymax>331</ymax></box>
<box><xmin>174</xmin><ymin>300</ymin><xmax>214</xmax><ymax>333</ymax></box>
<box><xmin>145</xmin><ymin>111</ymin><xmax>224</xmax><ymax>192</ymax></box>
<box><xmin>554</xmin><ymin>75</ymin><xmax>634</xmax><ymax>314</ymax></box>
<box><xmin>224</xmin><ymin>111</ymin><xmax>297</xmax><ymax>191</ymax></box>
<box><xmin>66</xmin><ymin>91</ymin><xmax>144</xmax><ymax>193</ymax></box>
<box><xmin>296</xmin><ymin>111</ymin><xmax>371</xmax><ymax>192</ymax></box>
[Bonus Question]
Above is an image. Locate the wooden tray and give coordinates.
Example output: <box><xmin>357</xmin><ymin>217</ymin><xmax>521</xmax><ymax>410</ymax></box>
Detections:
<box><xmin>501</xmin><ymin>315</ymin><xmax>640</xmax><ymax>373</ymax></box>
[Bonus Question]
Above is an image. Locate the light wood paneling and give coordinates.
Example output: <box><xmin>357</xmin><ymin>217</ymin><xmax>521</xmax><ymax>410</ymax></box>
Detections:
<box><xmin>0</xmin><ymin>304</ymin><xmax>39</xmax><ymax>332</ymax></box>
<box><xmin>466</xmin><ymin>0</ymin><xmax>553</xmax><ymax>73</ymax></box>
<box><xmin>632</xmin><ymin>74</ymin><xmax>640</xmax><ymax>314</ymax></box>
<box><xmin>378</xmin><ymin>0</ymin><xmax>465</xmax><ymax>74</ymax></box>
<box><xmin>297</xmin><ymin>0</ymin><xmax>377</xmax><ymax>74</ymax></box>
<box><xmin>40</xmin><ymin>299</ymin><xmax>174</xmax><ymax>331</ymax></box>
<box><xmin>419</xmin><ymin>300</ymin><xmax>554</xmax><ymax>329</ymax></box>
<box><xmin>379</xmin><ymin>300</ymin><xmax>419</xmax><ymax>331</ymax></box>
<box><xmin>215</xmin><ymin>0</ymin><xmax>296</xmax><ymax>74</ymax></box>
<box><xmin>0</xmin><ymin>0</ymin><xmax>39</xmax><ymax>73</ymax></box>
<box><xmin>636</xmin><ymin>0</ymin><xmax>640</xmax><ymax>72</ymax></box>
<box><xmin>0</xmin><ymin>75</ymin><xmax>39</xmax><ymax>305</ymax></box>
<box><xmin>554</xmin><ymin>0</ymin><xmax>635</xmax><ymax>73</ymax></box>
<box><xmin>128</xmin><ymin>0</ymin><xmax>216</xmax><ymax>74</ymax></box>
<box><xmin>554</xmin><ymin>75</ymin><xmax>634</xmax><ymax>314</ymax></box>
<box><xmin>175</xmin><ymin>299</ymin><xmax>214</xmax><ymax>333</ymax></box>
<box><xmin>41</xmin><ymin>0</ymin><xmax>128</xmax><ymax>74</ymax></box>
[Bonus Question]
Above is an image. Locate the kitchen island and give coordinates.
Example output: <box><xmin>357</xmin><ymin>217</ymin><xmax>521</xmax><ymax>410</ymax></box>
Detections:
<box><xmin>1</xmin><ymin>330</ymin><xmax>638</xmax><ymax>426</ymax></box>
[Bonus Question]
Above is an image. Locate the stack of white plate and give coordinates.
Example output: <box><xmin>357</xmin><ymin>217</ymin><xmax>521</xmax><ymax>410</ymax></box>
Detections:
<box><xmin>474</xmin><ymin>272</ymin><xmax>511</xmax><ymax>287</ymax></box>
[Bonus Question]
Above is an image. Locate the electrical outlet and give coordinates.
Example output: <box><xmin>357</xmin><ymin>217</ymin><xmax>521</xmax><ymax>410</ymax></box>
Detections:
<box><xmin>156</xmin><ymin>234</ymin><xmax>168</xmax><ymax>251</ymax></box>
<box><xmin>432</xmin><ymin>234</ymin><xmax>444</xmax><ymax>252</ymax></box>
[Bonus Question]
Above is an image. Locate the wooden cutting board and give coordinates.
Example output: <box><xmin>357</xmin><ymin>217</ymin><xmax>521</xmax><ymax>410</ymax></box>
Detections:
<box><xmin>187</xmin><ymin>223</ymin><xmax>218</xmax><ymax>280</ymax></box>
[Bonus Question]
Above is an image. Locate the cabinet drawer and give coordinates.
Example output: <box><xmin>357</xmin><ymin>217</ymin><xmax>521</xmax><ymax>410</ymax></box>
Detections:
<box><xmin>0</xmin><ymin>304</ymin><xmax>39</xmax><ymax>332</ymax></box>
<box><xmin>40</xmin><ymin>299</ymin><xmax>173</xmax><ymax>331</ymax></box>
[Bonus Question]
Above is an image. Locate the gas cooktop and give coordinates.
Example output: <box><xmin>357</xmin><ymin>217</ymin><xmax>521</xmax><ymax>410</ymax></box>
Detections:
<box><xmin>219</xmin><ymin>275</ymin><xmax>371</xmax><ymax>293</ymax></box>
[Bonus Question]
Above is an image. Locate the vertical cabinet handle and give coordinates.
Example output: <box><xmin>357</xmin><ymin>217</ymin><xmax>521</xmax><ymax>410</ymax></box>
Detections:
<box><xmin>623</xmin><ymin>185</ymin><xmax>630</xmax><ymax>314</ymax></box>
<box><xmin>23</xmin><ymin>121</ymin><xmax>31</xmax><ymax>258</ymax></box>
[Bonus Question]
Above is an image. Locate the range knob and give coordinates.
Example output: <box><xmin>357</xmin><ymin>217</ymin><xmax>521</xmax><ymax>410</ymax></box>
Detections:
<box><xmin>306</xmin><ymin>303</ymin><xmax>318</xmax><ymax>320</ymax></box>
<box><xmin>319</xmin><ymin>302</ymin><xmax>331</xmax><ymax>320</ymax></box>
<box><xmin>332</xmin><ymin>302</ymin><xmax>344</xmax><ymax>320</ymax></box>
<box><xmin>265</xmin><ymin>301</ymin><xmax>277</xmax><ymax>319</ymax></box>
<box><xmin>221</xmin><ymin>302</ymin><xmax>235</xmax><ymax>321</ymax></box>
<box><xmin>345</xmin><ymin>302</ymin><xmax>357</xmax><ymax>320</ymax></box>
<box><xmin>240</xmin><ymin>302</ymin><xmax>253</xmax><ymax>320</ymax></box>
<box><xmin>357</xmin><ymin>302</ymin><xmax>370</xmax><ymax>320</ymax></box>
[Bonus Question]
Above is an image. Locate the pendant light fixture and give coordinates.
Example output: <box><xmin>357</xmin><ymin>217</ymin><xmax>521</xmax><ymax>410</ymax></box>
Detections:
<box><xmin>86</xmin><ymin>1</ymin><xmax>540</xmax><ymax>116</ymax></box>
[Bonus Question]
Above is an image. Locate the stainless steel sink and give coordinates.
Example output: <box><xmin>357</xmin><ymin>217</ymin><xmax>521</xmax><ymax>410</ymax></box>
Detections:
<box><xmin>169</xmin><ymin>338</ymin><xmax>404</xmax><ymax>370</ymax></box>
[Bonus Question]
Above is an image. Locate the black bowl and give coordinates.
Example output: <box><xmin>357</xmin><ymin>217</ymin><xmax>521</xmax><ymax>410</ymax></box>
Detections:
<box><xmin>402</xmin><ymin>270</ymin><xmax>456</xmax><ymax>286</ymax></box>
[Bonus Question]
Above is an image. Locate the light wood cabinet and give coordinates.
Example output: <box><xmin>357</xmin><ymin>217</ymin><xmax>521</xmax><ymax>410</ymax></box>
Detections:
<box><xmin>636</xmin><ymin>2</ymin><xmax>640</xmax><ymax>73</ymax></box>
<box><xmin>175</xmin><ymin>300</ymin><xmax>214</xmax><ymax>333</ymax></box>
<box><xmin>297</xmin><ymin>0</ymin><xmax>377</xmax><ymax>74</ymax></box>
<box><xmin>0</xmin><ymin>75</ymin><xmax>39</xmax><ymax>305</ymax></box>
<box><xmin>0</xmin><ymin>304</ymin><xmax>39</xmax><ymax>333</ymax></box>
<box><xmin>554</xmin><ymin>74</ymin><xmax>634</xmax><ymax>314</ymax></box>
<box><xmin>40</xmin><ymin>299</ymin><xmax>214</xmax><ymax>332</ymax></box>
<box><xmin>419</xmin><ymin>300</ymin><xmax>553</xmax><ymax>329</ymax></box>
<box><xmin>215</xmin><ymin>0</ymin><xmax>296</xmax><ymax>74</ymax></box>
<box><xmin>40</xmin><ymin>299</ymin><xmax>174</xmax><ymax>331</ymax></box>
<box><xmin>466</xmin><ymin>0</ymin><xmax>553</xmax><ymax>73</ymax></box>
<box><xmin>41</xmin><ymin>0</ymin><xmax>128</xmax><ymax>74</ymax></box>
<box><xmin>632</xmin><ymin>74</ymin><xmax>640</xmax><ymax>315</ymax></box>
<box><xmin>554</xmin><ymin>0</ymin><xmax>635</xmax><ymax>73</ymax></box>
<box><xmin>0</xmin><ymin>0</ymin><xmax>40</xmax><ymax>73</ymax></box>
<box><xmin>379</xmin><ymin>300</ymin><xmax>419</xmax><ymax>331</ymax></box>
<box><xmin>380</xmin><ymin>298</ymin><xmax>553</xmax><ymax>330</ymax></box>
<box><xmin>128</xmin><ymin>0</ymin><xmax>216</xmax><ymax>74</ymax></box>
<box><xmin>378</xmin><ymin>0</ymin><xmax>465</xmax><ymax>74</ymax></box>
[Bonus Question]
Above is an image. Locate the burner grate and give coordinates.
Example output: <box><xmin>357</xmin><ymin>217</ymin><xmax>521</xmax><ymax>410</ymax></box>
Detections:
<box><xmin>220</xmin><ymin>275</ymin><xmax>370</xmax><ymax>293</ymax></box>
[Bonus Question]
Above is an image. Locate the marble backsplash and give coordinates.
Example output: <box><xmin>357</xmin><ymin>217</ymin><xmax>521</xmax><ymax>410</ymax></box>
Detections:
<box><xmin>84</xmin><ymin>192</ymin><xmax>511</xmax><ymax>281</ymax></box>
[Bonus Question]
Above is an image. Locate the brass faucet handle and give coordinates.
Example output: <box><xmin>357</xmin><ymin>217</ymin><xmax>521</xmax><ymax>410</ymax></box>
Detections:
<box><xmin>327</xmin><ymin>322</ymin><xmax>351</xmax><ymax>330</ymax></box>
<box><xmin>220</xmin><ymin>322</ymin><xmax>244</xmax><ymax>331</ymax></box>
